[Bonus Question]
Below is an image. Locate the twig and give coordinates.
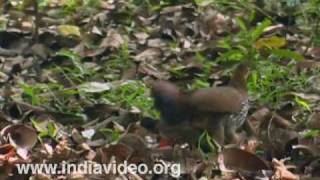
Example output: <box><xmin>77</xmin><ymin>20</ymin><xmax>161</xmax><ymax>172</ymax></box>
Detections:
<box><xmin>303</xmin><ymin>17</ymin><xmax>320</xmax><ymax>55</ymax></box>
<box><xmin>33</xmin><ymin>0</ymin><xmax>39</xmax><ymax>42</ymax></box>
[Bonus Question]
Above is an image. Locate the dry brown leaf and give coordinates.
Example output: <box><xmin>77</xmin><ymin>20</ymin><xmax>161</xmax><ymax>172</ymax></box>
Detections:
<box><xmin>272</xmin><ymin>159</ymin><xmax>299</xmax><ymax>180</ymax></box>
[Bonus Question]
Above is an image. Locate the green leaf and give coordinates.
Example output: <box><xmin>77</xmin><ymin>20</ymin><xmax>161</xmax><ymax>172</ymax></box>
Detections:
<box><xmin>47</xmin><ymin>122</ymin><xmax>58</xmax><ymax>138</ymax></box>
<box><xmin>302</xmin><ymin>129</ymin><xmax>320</xmax><ymax>138</ymax></box>
<box><xmin>255</xmin><ymin>36</ymin><xmax>287</xmax><ymax>49</ymax></box>
<box><xmin>205</xmin><ymin>132</ymin><xmax>218</xmax><ymax>153</ymax></box>
<box><xmin>218</xmin><ymin>50</ymin><xmax>244</xmax><ymax>61</ymax></box>
<box><xmin>56</xmin><ymin>50</ymin><xmax>88</xmax><ymax>75</ymax></box>
<box><xmin>294</xmin><ymin>96</ymin><xmax>311</xmax><ymax>111</ymax></box>
<box><xmin>78</xmin><ymin>82</ymin><xmax>112</xmax><ymax>93</ymax></box>
<box><xmin>21</xmin><ymin>0</ymin><xmax>36</xmax><ymax>9</ymax></box>
<box><xmin>32</xmin><ymin>119</ymin><xmax>58</xmax><ymax>139</ymax></box>
<box><xmin>194</xmin><ymin>0</ymin><xmax>214</xmax><ymax>6</ymax></box>
<box><xmin>0</xmin><ymin>17</ymin><xmax>7</xmax><ymax>31</ymax></box>
<box><xmin>99</xmin><ymin>128</ymin><xmax>121</xmax><ymax>141</ymax></box>
<box><xmin>270</xmin><ymin>49</ymin><xmax>304</xmax><ymax>61</ymax></box>
<box><xmin>251</xmin><ymin>19</ymin><xmax>272</xmax><ymax>41</ymax></box>
<box><xmin>236</xmin><ymin>17</ymin><xmax>247</xmax><ymax>32</ymax></box>
<box><xmin>57</xmin><ymin>25</ymin><xmax>81</xmax><ymax>37</ymax></box>
<box><xmin>21</xmin><ymin>84</ymin><xmax>41</xmax><ymax>105</ymax></box>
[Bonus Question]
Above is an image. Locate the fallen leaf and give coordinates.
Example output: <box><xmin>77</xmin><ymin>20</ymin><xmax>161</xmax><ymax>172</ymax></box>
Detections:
<box><xmin>57</xmin><ymin>25</ymin><xmax>81</xmax><ymax>37</ymax></box>
<box><xmin>1</xmin><ymin>124</ymin><xmax>38</xmax><ymax>150</ymax></box>
<box><xmin>272</xmin><ymin>159</ymin><xmax>299</xmax><ymax>180</ymax></box>
<box><xmin>78</xmin><ymin>82</ymin><xmax>112</xmax><ymax>93</ymax></box>
<box><xmin>255</xmin><ymin>36</ymin><xmax>287</xmax><ymax>49</ymax></box>
<box><xmin>99</xmin><ymin>29</ymin><xmax>124</xmax><ymax>49</ymax></box>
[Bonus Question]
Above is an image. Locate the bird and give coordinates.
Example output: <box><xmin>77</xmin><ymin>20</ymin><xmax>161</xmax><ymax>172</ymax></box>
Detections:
<box><xmin>150</xmin><ymin>63</ymin><xmax>250</xmax><ymax>145</ymax></box>
<box><xmin>150</xmin><ymin>81</ymin><xmax>202</xmax><ymax>145</ymax></box>
<box><xmin>151</xmin><ymin>80</ymin><xmax>190</xmax><ymax>124</ymax></box>
<box><xmin>189</xmin><ymin>63</ymin><xmax>250</xmax><ymax>144</ymax></box>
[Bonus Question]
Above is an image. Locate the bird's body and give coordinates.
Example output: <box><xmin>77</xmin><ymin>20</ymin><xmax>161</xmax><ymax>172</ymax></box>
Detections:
<box><xmin>151</xmin><ymin>63</ymin><xmax>250</xmax><ymax>145</ymax></box>
<box><xmin>190</xmin><ymin>86</ymin><xmax>247</xmax><ymax>113</ymax></box>
<box><xmin>151</xmin><ymin>81</ymin><xmax>190</xmax><ymax>124</ymax></box>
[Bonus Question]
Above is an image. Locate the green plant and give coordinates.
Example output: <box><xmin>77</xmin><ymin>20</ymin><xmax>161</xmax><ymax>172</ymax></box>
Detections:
<box><xmin>198</xmin><ymin>131</ymin><xmax>219</xmax><ymax>157</ymax></box>
<box><xmin>160</xmin><ymin>0</ymin><xmax>190</xmax><ymax>6</ymax></box>
<box><xmin>54</xmin><ymin>50</ymin><xmax>96</xmax><ymax>85</ymax></box>
<box><xmin>103</xmin><ymin>81</ymin><xmax>157</xmax><ymax>118</ymax></box>
<box><xmin>248</xmin><ymin>61</ymin><xmax>310</xmax><ymax>108</ymax></box>
<box><xmin>217</xmin><ymin>18</ymin><xmax>272</xmax><ymax>63</ymax></box>
<box><xmin>103</xmin><ymin>42</ymin><xmax>135</xmax><ymax>80</ymax></box>
<box><xmin>62</xmin><ymin>0</ymin><xmax>80</xmax><ymax>14</ymax></box>
<box><xmin>0</xmin><ymin>17</ymin><xmax>8</xmax><ymax>31</ymax></box>
<box><xmin>32</xmin><ymin>118</ymin><xmax>59</xmax><ymax>140</ymax></box>
<box><xmin>211</xmin><ymin>16</ymin><xmax>306</xmax><ymax>108</ymax></box>
<box><xmin>83</xmin><ymin>0</ymin><xmax>101</xmax><ymax>8</ymax></box>
<box><xmin>302</xmin><ymin>129</ymin><xmax>320</xmax><ymax>138</ymax></box>
<box><xmin>99</xmin><ymin>128</ymin><xmax>121</xmax><ymax>142</ymax></box>
<box><xmin>21</xmin><ymin>83</ymin><xmax>48</xmax><ymax>105</ymax></box>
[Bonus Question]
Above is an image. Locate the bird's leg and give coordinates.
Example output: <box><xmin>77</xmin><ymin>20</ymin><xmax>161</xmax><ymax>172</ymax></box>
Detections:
<box><xmin>209</xmin><ymin>119</ymin><xmax>225</xmax><ymax>145</ymax></box>
<box><xmin>224</xmin><ymin>122</ymin><xmax>240</xmax><ymax>144</ymax></box>
<box><xmin>242</xmin><ymin>120</ymin><xmax>256</xmax><ymax>137</ymax></box>
<box><xmin>227</xmin><ymin>130</ymin><xmax>240</xmax><ymax>144</ymax></box>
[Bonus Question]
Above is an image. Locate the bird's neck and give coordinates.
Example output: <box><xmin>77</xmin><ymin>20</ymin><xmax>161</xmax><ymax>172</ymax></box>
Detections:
<box><xmin>229</xmin><ymin>73</ymin><xmax>247</xmax><ymax>93</ymax></box>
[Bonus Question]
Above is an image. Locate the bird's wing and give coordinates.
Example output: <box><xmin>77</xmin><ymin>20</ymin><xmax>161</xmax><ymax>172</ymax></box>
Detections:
<box><xmin>189</xmin><ymin>86</ymin><xmax>247</xmax><ymax>113</ymax></box>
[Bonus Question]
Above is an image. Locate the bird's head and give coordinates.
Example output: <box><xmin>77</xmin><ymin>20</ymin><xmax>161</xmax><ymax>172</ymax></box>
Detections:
<box><xmin>229</xmin><ymin>62</ymin><xmax>250</xmax><ymax>91</ymax></box>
